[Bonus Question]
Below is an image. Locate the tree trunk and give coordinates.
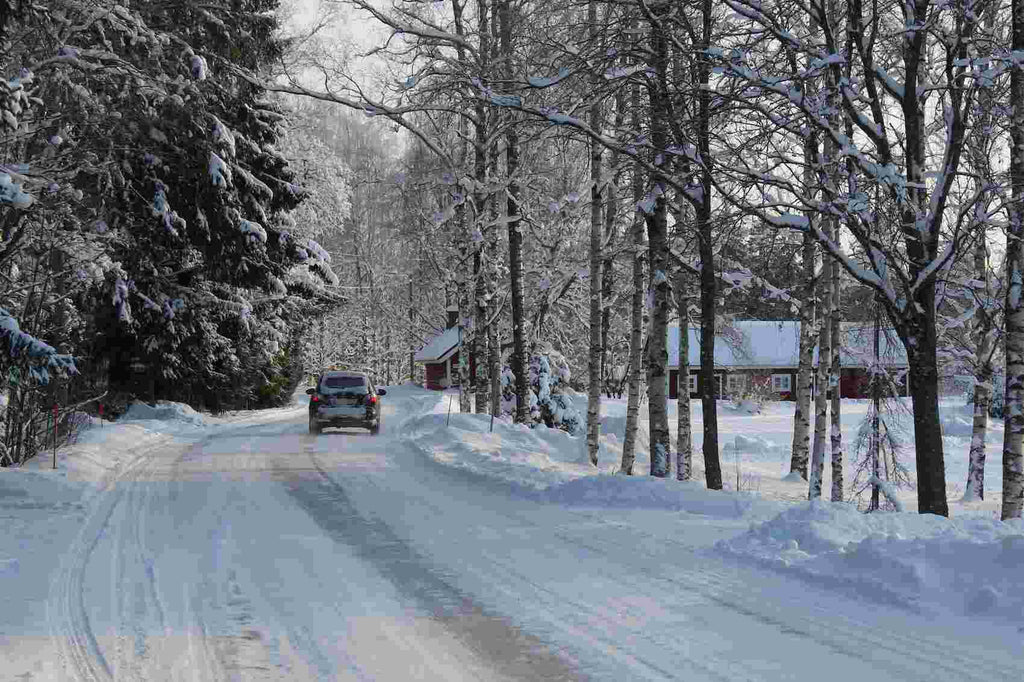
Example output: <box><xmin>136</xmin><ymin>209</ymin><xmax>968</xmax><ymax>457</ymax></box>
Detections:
<box><xmin>809</xmin><ymin>237</ymin><xmax>832</xmax><ymax>500</ymax></box>
<box><xmin>498</xmin><ymin>0</ymin><xmax>529</xmax><ymax>425</ymax></box>
<box><xmin>471</xmin><ymin>0</ymin><xmax>490</xmax><ymax>415</ymax></box>
<box><xmin>870</xmin><ymin>303</ymin><xmax>881</xmax><ymax>511</ymax></box>
<box><xmin>794</xmin><ymin>5</ymin><xmax>821</xmax><ymax>485</ymax></box>
<box><xmin>1002</xmin><ymin>0</ymin><xmax>1024</xmax><ymax>521</ymax></box>
<box><xmin>696</xmin><ymin>0</ymin><xmax>721</xmax><ymax>490</ymax></box>
<box><xmin>457</xmin><ymin>289</ymin><xmax>471</xmax><ymax>413</ymax></box>
<box><xmin>601</xmin><ymin>90</ymin><xmax>623</xmax><ymax>396</ymax></box>
<box><xmin>584</xmin><ymin>0</ymin><xmax>603</xmax><ymax>466</ymax></box>
<box><xmin>473</xmin><ymin>249</ymin><xmax>489</xmax><ymax>414</ymax></box>
<box><xmin>676</xmin><ymin>268</ymin><xmax>691</xmax><ymax>481</ymax></box>
<box><xmin>790</xmin><ymin>231</ymin><xmax>816</xmax><ymax>480</ymax></box>
<box><xmin>903</xmin><ymin>327</ymin><xmax>948</xmax><ymax>516</ymax></box>
<box><xmin>620</xmin><ymin>81</ymin><xmax>645</xmax><ymax>476</ymax></box>
<box><xmin>966</xmin><ymin>238</ymin><xmax>993</xmax><ymax>502</ymax></box>
<box><xmin>645</xmin><ymin>3</ymin><xmax>671</xmax><ymax>478</ymax></box>
<box><xmin>645</xmin><ymin>198</ymin><xmax>671</xmax><ymax>478</ymax></box>
<box><xmin>829</xmin><ymin>246</ymin><xmax>843</xmax><ymax>502</ymax></box>
<box><xmin>408</xmin><ymin>277</ymin><xmax>414</xmax><ymax>383</ymax></box>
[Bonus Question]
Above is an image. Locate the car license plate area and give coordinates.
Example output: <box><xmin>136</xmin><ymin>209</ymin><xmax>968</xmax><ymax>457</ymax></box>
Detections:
<box><xmin>321</xmin><ymin>405</ymin><xmax>364</xmax><ymax>418</ymax></box>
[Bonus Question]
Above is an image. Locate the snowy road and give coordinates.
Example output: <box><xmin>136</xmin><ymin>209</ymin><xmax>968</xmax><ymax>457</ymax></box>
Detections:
<box><xmin>36</xmin><ymin>396</ymin><xmax>1024</xmax><ymax>681</ymax></box>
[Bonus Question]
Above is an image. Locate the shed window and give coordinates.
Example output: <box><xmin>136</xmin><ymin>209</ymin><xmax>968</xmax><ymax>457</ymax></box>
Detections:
<box><xmin>772</xmin><ymin>373</ymin><xmax>792</xmax><ymax>392</ymax></box>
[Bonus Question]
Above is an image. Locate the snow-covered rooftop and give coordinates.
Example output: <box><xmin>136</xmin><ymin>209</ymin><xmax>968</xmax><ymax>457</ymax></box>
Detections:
<box><xmin>668</xmin><ymin>320</ymin><xmax>907</xmax><ymax>368</ymax></box>
<box><xmin>414</xmin><ymin>326</ymin><xmax>460</xmax><ymax>363</ymax></box>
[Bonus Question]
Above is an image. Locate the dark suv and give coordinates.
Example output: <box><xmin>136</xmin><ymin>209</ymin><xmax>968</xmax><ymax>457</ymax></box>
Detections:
<box><xmin>306</xmin><ymin>370</ymin><xmax>386</xmax><ymax>435</ymax></box>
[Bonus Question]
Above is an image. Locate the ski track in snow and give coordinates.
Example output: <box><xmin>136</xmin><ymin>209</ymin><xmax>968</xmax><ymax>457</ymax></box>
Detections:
<box><xmin>47</xmin><ymin>434</ymin><xmax>175</xmax><ymax>682</ymax></box>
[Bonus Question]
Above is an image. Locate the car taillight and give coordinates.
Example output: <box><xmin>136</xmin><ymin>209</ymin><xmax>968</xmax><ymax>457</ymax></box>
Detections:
<box><xmin>311</xmin><ymin>396</ymin><xmax>319</xmax><ymax>402</ymax></box>
<box><xmin>367</xmin><ymin>395</ymin><xmax>377</xmax><ymax>406</ymax></box>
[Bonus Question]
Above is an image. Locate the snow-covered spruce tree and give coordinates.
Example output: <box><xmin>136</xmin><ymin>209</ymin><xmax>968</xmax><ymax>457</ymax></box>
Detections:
<box><xmin>527</xmin><ymin>343</ymin><xmax>582</xmax><ymax>435</ymax></box>
<box><xmin>65</xmin><ymin>0</ymin><xmax>340</xmax><ymax>408</ymax></box>
<box><xmin>0</xmin><ymin>308</ymin><xmax>77</xmax><ymax>466</ymax></box>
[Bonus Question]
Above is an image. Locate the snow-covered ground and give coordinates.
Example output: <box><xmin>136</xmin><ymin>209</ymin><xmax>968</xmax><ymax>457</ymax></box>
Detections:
<box><xmin>1</xmin><ymin>385</ymin><xmax>1022</xmax><ymax>680</ymax></box>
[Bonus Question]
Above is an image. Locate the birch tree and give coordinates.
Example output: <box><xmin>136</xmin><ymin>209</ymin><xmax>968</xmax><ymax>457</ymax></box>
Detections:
<box><xmin>676</xmin><ymin>268</ymin><xmax>693</xmax><ymax>480</ymax></box>
<box><xmin>585</xmin><ymin>0</ymin><xmax>604</xmax><ymax>465</ymax></box>
<box><xmin>790</xmin><ymin>231</ymin><xmax>817</xmax><ymax>480</ymax></box>
<box><xmin>620</xmin><ymin>82</ymin><xmax>646</xmax><ymax>476</ymax></box>
<box><xmin>809</xmin><ymin>224</ymin><xmax>833</xmax><ymax>499</ymax></box>
<box><xmin>716</xmin><ymin>0</ymin><xmax>997</xmax><ymax>516</ymax></box>
<box><xmin>1002</xmin><ymin>0</ymin><xmax>1024</xmax><ymax>520</ymax></box>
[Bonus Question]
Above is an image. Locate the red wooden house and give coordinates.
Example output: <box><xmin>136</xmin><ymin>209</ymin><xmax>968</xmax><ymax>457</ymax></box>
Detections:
<box><xmin>414</xmin><ymin>307</ymin><xmax>476</xmax><ymax>390</ymax></box>
<box><xmin>667</xmin><ymin>321</ymin><xmax>909</xmax><ymax>400</ymax></box>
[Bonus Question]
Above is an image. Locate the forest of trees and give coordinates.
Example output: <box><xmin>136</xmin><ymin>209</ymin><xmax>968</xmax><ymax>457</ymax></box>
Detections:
<box><xmin>2</xmin><ymin>0</ymin><xmax>1023</xmax><ymax>521</ymax></box>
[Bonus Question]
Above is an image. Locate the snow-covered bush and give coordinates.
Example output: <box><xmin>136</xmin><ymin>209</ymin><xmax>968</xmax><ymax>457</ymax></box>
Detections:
<box><xmin>499</xmin><ymin>365</ymin><xmax>517</xmax><ymax>415</ymax></box>
<box><xmin>729</xmin><ymin>375</ymin><xmax>774</xmax><ymax>414</ymax></box>
<box><xmin>526</xmin><ymin>344</ymin><xmax>582</xmax><ymax>435</ymax></box>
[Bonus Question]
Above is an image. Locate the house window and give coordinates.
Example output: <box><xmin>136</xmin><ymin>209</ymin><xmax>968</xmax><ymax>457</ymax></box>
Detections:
<box><xmin>687</xmin><ymin>373</ymin><xmax>697</xmax><ymax>393</ymax></box>
<box><xmin>726</xmin><ymin>373</ymin><xmax>745</xmax><ymax>393</ymax></box>
<box><xmin>772</xmin><ymin>373</ymin><xmax>792</xmax><ymax>392</ymax></box>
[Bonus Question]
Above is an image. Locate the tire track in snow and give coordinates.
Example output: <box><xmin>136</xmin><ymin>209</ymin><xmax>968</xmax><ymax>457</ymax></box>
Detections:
<box><xmin>386</xmin><ymin>442</ymin><xmax>1022</xmax><ymax>681</ymax></box>
<box><xmin>280</xmin><ymin>449</ymin><xmax>587</xmax><ymax>681</ymax></box>
<box><xmin>356</xmin><ymin>455</ymin><xmax>759</xmax><ymax>681</ymax></box>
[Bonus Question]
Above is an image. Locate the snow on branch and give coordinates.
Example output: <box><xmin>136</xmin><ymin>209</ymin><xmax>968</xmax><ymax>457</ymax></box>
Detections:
<box><xmin>866</xmin><ymin>475</ymin><xmax>905</xmax><ymax>512</ymax></box>
<box><xmin>0</xmin><ymin>308</ymin><xmax>77</xmax><ymax>383</ymax></box>
<box><xmin>0</xmin><ymin>172</ymin><xmax>33</xmax><ymax>208</ymax></box>
<box><xmin>527</xmin><ymin>68</ymin><xmax>570</xmax><ymax>88</ymax></box>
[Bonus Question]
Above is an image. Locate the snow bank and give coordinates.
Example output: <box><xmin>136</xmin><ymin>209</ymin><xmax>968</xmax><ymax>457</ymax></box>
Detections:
<box><xmin>716</xmin><ymin>500</ymin><xmax>1024</xmax><ymax>625</ymax></box>
<box><xmin>401</xmin><ymin>408</ymin><xmax>595</xmax><ymax>491</ymax></box>
<box><xmin>393</xmin><ymin>389</ymin><xmax>1024</xmax><ymax>627</ymax></box>
<box><xmin>539</xmin><ymin>474</ymin><xmax>784</xmax><ymax>518</ymax></box>
<box><xmin>723</xmin><ymin>433</ymin><xmax>783</xmax><ymax>456</ymax></box>
<box><xmin>394</xmin><ymin>385</ymin><xmax>783</xmax><ymax>517</ymax></box>
<box><xmin>121</xmin><ymin>399</ymin><xmax>207</xmax><ymax>428</ymax></box>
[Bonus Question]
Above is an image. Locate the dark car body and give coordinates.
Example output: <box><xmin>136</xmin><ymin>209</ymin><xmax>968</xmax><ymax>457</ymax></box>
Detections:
<box><xmin>307</xmin><ymin>370</ymin><xmax>386</xmax><ymax>435</ymax></box>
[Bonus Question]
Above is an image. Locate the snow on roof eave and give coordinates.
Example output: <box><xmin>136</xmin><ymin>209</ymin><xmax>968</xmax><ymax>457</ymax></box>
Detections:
<box><xmin>414</xmin><ymin>342</ymin><xmax>459</xmax><ymax>364</ymax></box>
<box><xmin>414</xmin><ymin>326</ymin><xmax>461</xmax><ymax>363</ymax></box>
<box><xmin>664</xmin><ymin>360</ymin><xmax>909</xmax><ymax>370</ymax></box>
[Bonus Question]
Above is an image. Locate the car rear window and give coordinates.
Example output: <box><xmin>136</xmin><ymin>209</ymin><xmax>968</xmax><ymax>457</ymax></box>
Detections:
<box><xmin>321</xmin><ymin>376</ymin><xmax>368</xmax><ymax>394</ymax></box>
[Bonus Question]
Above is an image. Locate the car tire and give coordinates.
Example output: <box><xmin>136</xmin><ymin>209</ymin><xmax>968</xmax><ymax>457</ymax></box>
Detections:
<box><xmin>309</xmin><ymin>414</ymin><xmax>321</xmax><ymax>435</ymax></box>
<box><xmin>369</xmin><ymin>421</ymin><xmax>380</xmax><ymax>435</ymax></box>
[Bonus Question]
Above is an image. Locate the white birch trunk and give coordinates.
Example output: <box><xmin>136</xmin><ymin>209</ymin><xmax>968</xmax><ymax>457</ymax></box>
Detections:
<box><xmin>620</xmin><ymin>81</ymin><xmax>645</xmax><ymax>475</ymax></box>
<box><xmin>457</xmin><ymin>285</ymin><xmax>472</xmax><ymax>413</ymax></box>
<box><xmin>790</xmin><ymin>5</ymin><xmax>821</xmax><ymax>481</ymax></box>
<box><xmin>829</xmin><ymin>246</ymin><xmax>843</xmax><ymax>502</ymax></box>
<box><xmin>809</xmin><ymin>236</ymin><xmax>832</xmax><ymax>500</ymax></box>
<box><xmin>790</xmin><ymin>231</ymin><xmax>816</xmax><ymax>480</ymax></box>
<box><xmin>1002</xmin><ymin>0</ymin><xmax>1024</xmax><ymax>520</ymax></box>
<box><xmin>966</xmin><ymin>242</ymin><xmax>994</xmax><ymax>501</ymax></box>
<box><xmin>645</xmin><ymin>5</ymin><xmax>672</xmax><ymax>478</ymax></box>
<box><xmin>584</xmin><ymin>0</ymin><xmax>602</xmax><ymax>466</ymax></box>
<box><xmin>676</xmin><ymin>269</ymin><xmax>692</xmax><ymax>480</ymax></box>
<box><xmin>965</xmin><ymin>1</ymin><xmax>998</xmax><ymax>500</ymax></box>
<box><xmin>473</xmin><ymin>263</ymin><xmax>488</xmax><ymax>414</ymax></box>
